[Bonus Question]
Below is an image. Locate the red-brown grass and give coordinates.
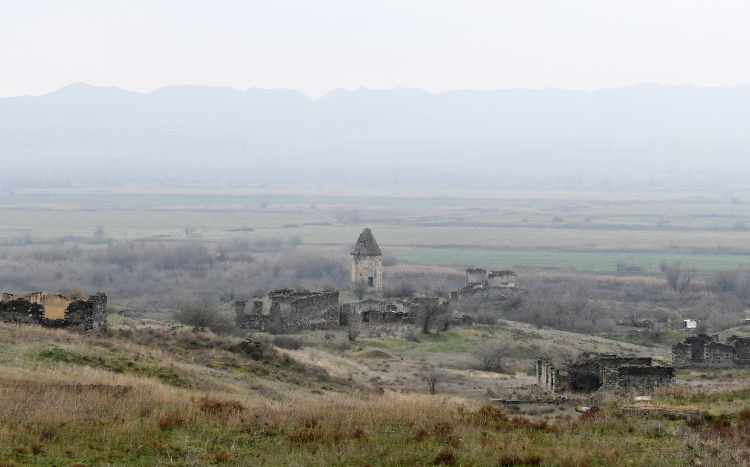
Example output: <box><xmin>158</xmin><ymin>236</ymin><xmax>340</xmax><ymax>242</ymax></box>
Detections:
<box><xmin>157</xmin><ymin>411</ymin><xmax>186</xmax><ymax>430</ymax></box>
<box><xmin>433</xmin><ymin>448</ymin><xmax>458</xmax><ymax>465</ymax></box>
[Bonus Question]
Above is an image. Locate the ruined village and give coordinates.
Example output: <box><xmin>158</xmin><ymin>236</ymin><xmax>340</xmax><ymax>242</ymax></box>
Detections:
<box><xmin>4</xmin><ymin>225</ymin><xmax>750</xmax><ymax>439</ymax></box>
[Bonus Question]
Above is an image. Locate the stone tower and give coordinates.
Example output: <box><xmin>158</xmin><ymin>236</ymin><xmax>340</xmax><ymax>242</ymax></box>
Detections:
<box><xmin>350</xmin><ymin>228</ymin><xmax>383</xmax><ymax>290</ymax></box>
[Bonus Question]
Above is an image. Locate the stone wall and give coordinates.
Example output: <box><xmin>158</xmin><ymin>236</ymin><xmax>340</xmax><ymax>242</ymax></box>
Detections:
<box><xmin>465</xmin><ymin>269</ymin><xmax>487</xmax><ymax>285</ymax></box>
<box><xmin>614</xmin><ymin>366</ymin><xmax>675</xmax><ymax>393</ymax></box>
<box><xmin>0</xmin><ymin>292</ymin><xmax>107</xmax><ymax>334</ymax></box>
<box><xmin>351</xmin><ymin>255</ymin><xmax>383</xmax><ymax>290</ymax></box>
<box><xmin>540</xmin><ymin>353</ymin><xmax>674</xmax><ymax>395</ymax></box>
<box><xmin>235</xmin><ymin>289</ymin><xmax>340</xmax><ymax>333</ymax></box>
<box><xmin>728</xmin><ymin>336</ymin><xmax>750</xmax><ymax>365</ymax></box>
<box><xmin>536</xmin><ymin>358</ymin><xmax>561</xmax><ymax>393</ymax></box>
<box><xmin>672</xmin><ymin>334</ymin><xmax>750</xmax><ymax>368</ymax></box>
<box><xmin>351</xmin><ymin>297</ymin><xmax>451</xmax><ymax>325</ymax></box>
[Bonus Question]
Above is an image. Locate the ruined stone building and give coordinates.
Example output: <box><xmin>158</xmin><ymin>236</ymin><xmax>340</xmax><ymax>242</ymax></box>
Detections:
<box><xmin>537</xmin><ymin>353</ymin><xmax>675</xmax><ymax>395</ymax></box>
<box><xmin>0</xmin><ymin>292</ymin><xmax>108</xmax><ymax>335</ymax></box>
<box><xmin>235</xmin><ymin>289</ymin><xmax>340</xmax><ymax>334</ymax></box>
<box><xmin>672</xmin><ymin>333</ymin><xmax>750</xmax><ymax>368</ymax></box>
<box><xmin>350</xmin><ymin>228</ymin><xmax>383</xmax><ymax>290</ymax></box>
<box><xmin>342</xmin><ymin>297</ymin><xmax>451</xmax><ymax>325</ymax></box>
<box><xmin>451</xmin><ymin>269</ymin><xmax>520</xmax><ymax>300</ymax></box>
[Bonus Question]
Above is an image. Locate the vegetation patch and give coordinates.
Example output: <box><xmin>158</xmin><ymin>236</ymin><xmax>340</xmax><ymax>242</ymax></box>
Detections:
<box><xmin>38</xmin><ymin>347</ymin><xmax>192</xmax><ymax>388</ymax></box>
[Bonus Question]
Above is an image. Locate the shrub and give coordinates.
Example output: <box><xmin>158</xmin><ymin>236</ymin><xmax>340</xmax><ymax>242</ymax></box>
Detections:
<box><xmin>30</xmin><ymin>443</ymin><xmax>43</xmax><ymax>455</ymax></box>
<box><xmin>157</xmin><ymin>412</ymin><xmax>186</xmax><ymax>430</ymax></box>
<box><xmin>739</xmin><ymin>406</ymin><xmax>750</xmax><ymax>423</ymax></box>
<box><xmin>215</xmin><ymin>449</ymin><xmax>232</xmax><ymax>462</ymax></box>
<box><xmin>497</xmin><ymin>453</ymin><xmax>542</xmax><ymax>466</ymax></box>
<box><xmin>197</xmin><ymin>397</ymin><xmax>245</xmax><ymax>417</ymax></box>
<box><xmin>433</xmin><ymin>448</ymin><xmax>458</xmax><ymax>465</ymax></box>
<box><xmin>271</xmin><ymin>336</ymin><xmax>305</xmax><ymax>350</ymax></box>
<box><xmin>473</xmin><ymin>340</ymin><xmax>509</xmax><ymax>372</ymax></box>
<box><xmin>174</xmin><ymin>301</ymin><xmax>234</xmax><ymax>335</ymax></box>
<box><xmin>384</xmin><ymin>283</ymin><xmax>416</xmax><ymax>298</ymax></box>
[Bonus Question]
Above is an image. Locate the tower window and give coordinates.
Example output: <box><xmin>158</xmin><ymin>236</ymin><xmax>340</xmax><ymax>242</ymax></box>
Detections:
<box><xmin>368</xmin><ymin>277</ymin><xmax>374</xmax><ymax>286</ymax></box>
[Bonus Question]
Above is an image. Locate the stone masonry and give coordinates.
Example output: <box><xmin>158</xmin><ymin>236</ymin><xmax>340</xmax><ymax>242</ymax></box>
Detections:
<box><xmin>350</xmin><ymin>228</ymin><xmax>383</xmax><ymax>290</ymax></box>
<box><xmin>236</xmin><ymin>289</ymin><xmax>340</xmax><ymax>334</ymax></box>
<box><xmin>451</xmin><ymin>269</ymin><xmax>521</xmax><ymax>300</ymax></box>
<box><xmin>672</xmin><ymin>333</ymin><xmax>750</xmax><ymax>368</ymax></box>
<box><xmin>537</xmin><ymin>353</ymin><xmax>674</xmax><ymax>395</ymax></box>
<box><xmin>0</xmin><ymin>292</ymin><xmax>108</xmax><ymax>335</ymax></box>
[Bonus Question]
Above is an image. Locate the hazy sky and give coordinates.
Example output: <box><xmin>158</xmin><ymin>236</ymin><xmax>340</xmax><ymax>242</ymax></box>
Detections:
<box><xmin>2</xmin><ymin>0</ymin><xmax>750</xmax><ymax>98</ymax></box>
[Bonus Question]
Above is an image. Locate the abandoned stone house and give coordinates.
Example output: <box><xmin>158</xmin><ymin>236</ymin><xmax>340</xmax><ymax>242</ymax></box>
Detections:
<box><xmin>672</xmin><ymin>333</ymin><xmax>750</xmax><ymax>368</ymax></box>
<box><xmin>342</xmin><ymin>297</ymin><xmax>451</xmax><ymax>325</ymax></box>
<box><xmin>350</xmin><ymin>228</ymin><xmax>383</xmax><ymax>290</ymax></box>
<box><xmin>536</xmin><ymin>353</ymin><xmax>675</xmax><ymax>395</ymax></box>
<box><xmin>451</xmin><ymin>269</ymin><xmax>520</xmax><ymax>300</ymax></box>
<box><xmin>0</xmin><ymin>292</ymin><xmax>108</xmax><ymax>335</ymax></box>
<box><xmin>235</xmin><ymin>289</ymin><xmax>340</xmax><ymax>334</ymax></box>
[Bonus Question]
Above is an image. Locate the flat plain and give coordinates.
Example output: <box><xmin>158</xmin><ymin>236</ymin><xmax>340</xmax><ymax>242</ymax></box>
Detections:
<box><xmin>2</xmin><ymin>187</ymin><xmax>750</xmax><ymax>275</ymax></box>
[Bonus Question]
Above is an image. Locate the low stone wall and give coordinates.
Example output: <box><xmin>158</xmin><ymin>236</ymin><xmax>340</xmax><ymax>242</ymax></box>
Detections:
<box><xmin>614</xmin><ymin>366</ymin><xmax>675</xmax><ymax>394</ymax></box>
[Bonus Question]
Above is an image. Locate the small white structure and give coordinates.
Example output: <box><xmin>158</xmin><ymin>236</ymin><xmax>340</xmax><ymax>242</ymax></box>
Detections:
<box><xmin>683</xmin><ymin>319</ymin><xmax>698</xmax><ymax>329</ymax></box>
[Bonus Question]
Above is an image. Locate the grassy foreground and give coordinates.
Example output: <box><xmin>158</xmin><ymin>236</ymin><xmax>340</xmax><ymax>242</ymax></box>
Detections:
<box><xmin>3</xmin><ymin>380</ymin><xmax>750</xmax><ymax>466</ymax></box>
<box><xmin>0</xmin><ymin>323</ymin><xmax>750</xmax><ymax>466</ymax></box>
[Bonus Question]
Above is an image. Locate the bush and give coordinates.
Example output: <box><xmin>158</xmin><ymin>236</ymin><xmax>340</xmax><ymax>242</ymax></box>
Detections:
<box><xmin>384</xmin><ymin>283</ymin><xmax>415</xmax><ymax>298</ymax></box>
<box><xmin>433</xmin><ymin>448</ymin><xmax>458</xmax><ymax>465</ymax></box>
<box><xmin>174</xmin><ymin>301</ymin><xmax>234</xmax><ymax>335</ymax></box>
<box><xmin>272</xmin><ymin>336</ymin><xmax>305</xmax><ymax>350</ymax></box>
<box><xmin>473</xmin><ymin>340</ymin><xmax>509</xmax><ymax>372</ymax></box>
<box><xmin>158</xmin><ymin>412</ymin><xmax>186</xmax><ymax>430</ymax></box>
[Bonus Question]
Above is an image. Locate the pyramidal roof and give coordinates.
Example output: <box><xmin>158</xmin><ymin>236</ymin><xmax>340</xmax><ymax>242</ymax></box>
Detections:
<box><xmin>351</xmin><ymin>228</ymin><xmax>382</xmax><ymax>256</ymax></box>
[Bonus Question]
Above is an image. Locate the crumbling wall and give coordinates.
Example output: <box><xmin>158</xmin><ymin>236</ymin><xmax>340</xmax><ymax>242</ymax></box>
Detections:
<box><xmin>0</xmin><ymin>296</ymin><xmax>44</xmax><ymax>325</ymax></box>
<box><xmin>536</xmin><ymin>358</ymin><xmax>561</xmax><ymax>393</ymax></box>
<box><xmin>704</xmin><ymin>342</ymin><xmax>736</xmax><ymax>368</ymax></box>
<box><xmin>235</xmin><ymin>289</ymin><xmax>340</xmax><ymax>333</ymax></box>
<box><xmin>615</xmin><ymin>366</ymin><xmax>675</xmax><ymax>393</ymax></box>
<box><xmin>0</xmin><ymin>292</ymin><xmax>107</xmax><ymax>334</ymax></box>
<box><xmin>727</xmin><ymin>336</ymin><xmax>750</xmax><ymax>365</ymax></box>
<box><xmin>454</xmin><ymin>268</ymin><xmax>521</xmax><ymax>300</ymax></box>
<box><xmin>672</xmin><ymin>334</ymin><xmax>750</xmax><ymax>368</ymax></box>
<box><xmin>555</xmin><ymin>353</ymin><xmax>674</xmax><ymax>395</ymax></box>
<box><xmin>465</xmin><ymin>269</ymin><xmax>487</xmax><ymax>285</ymax></box>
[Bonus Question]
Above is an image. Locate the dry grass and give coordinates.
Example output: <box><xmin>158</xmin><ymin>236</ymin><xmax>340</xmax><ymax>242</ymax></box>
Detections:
<box><xmin>2</xmin><ymin>320</ymin><xmax>750</xmax><ymax>465</ymax></box>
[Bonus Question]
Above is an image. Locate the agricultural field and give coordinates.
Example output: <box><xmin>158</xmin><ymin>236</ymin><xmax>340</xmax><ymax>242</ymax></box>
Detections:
<box><xmin>2</xmin><ymin>187</ymin><xmax>750</xmax><ymax>277</ymax></box>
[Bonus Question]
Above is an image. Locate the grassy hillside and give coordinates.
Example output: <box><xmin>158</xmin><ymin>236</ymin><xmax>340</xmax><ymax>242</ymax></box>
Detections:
<box><xmin>0</xmin><ymin>320</ymin><xmax>749</xmax><ymax>465</ymax></box>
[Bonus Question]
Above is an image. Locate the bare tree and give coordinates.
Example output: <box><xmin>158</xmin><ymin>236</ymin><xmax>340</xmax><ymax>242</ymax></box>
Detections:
<box><xmin>664</xmin><ymin>261</ymin><xmax>695</xmax><ymax>293</ymax></box>
<box><xmin>621</xmin><ymin>302</ymin><xmax>651</xmax><ymax>327</ymax></box>
<box><xmin>422</xmin><ymin>367</ymin><xmax>445</xmax><ymax>395</ymax></box>
<box><xmin>353</xmin><ymin>279</ymin><xmax>368</xmax><ymax>300</ymax></box>
<box><xmin>678</xmin><ymin>266</ymin><xmax>696</xmax><ymax>293</ymax></box>
<box><xmin>738</xmin><ymin>269</ymin><xmax>750</xmax><ymax>299</ymax></box>
<box><xmin>416</xmin><ymin>301</ymin><xmax>447</xmax><ymax>335</ymax></box>
<box><xmin>473</xmin><ymin>340</ymin><xmax>509</xmax><ymax>372</ymax></box>
<box><xmin>347</xmin><ymin>327</ymin><xmax>360</xmax><ymax>341</ymax></box>
<box><xmin>174</xmin><ymin>300</ymin><xmax>233</xmax><ymax>335</ymax></box>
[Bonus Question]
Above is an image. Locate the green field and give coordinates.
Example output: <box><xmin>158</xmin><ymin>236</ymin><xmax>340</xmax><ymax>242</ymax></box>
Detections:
<box><xmin>398</xmin><ymin>248</ymin><xmax>750</xmax><ymax>274</ymax></box>
<box><xmin>3</xmin><ymin>187</ymin><xmax>750</xmax><ymax>275</ymax></box>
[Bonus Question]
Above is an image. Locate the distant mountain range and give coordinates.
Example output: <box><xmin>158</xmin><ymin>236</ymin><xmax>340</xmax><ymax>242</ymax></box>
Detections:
<box><xmin>1</xmin><ymin>83</ymin><xmax>749</xmax><ymax>189</ymax></box>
